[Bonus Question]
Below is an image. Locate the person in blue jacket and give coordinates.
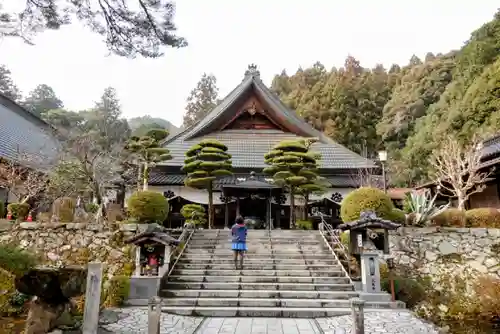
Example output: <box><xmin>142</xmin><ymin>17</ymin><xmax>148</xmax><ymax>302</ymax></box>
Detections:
<box><xmin>231</xmin><ymin>215</ymin><xmax>248</xmax><ymax>270</ymax></box>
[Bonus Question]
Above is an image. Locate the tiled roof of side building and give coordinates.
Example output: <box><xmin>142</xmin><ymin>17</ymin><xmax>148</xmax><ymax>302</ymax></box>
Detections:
<box><xmin>0</xmin><ymin>93</ymin><xmax>61</xmax><ymax>167</ymax></box>
<box><xmin>481</xmin><ymin>133</ymin><xmax>500</xmax><ymax>160</ymax></box>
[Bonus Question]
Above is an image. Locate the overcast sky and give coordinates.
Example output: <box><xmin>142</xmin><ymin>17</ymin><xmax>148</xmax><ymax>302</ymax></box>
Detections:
<box><xmin>0</xmin><ymin>1</ymin><xmax>498</xmax><ymax>127</ymax></box>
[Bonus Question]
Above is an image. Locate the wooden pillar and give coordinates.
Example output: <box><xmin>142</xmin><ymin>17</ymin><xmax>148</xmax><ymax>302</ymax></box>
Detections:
<box><xmin>236</xmin><ymin>198</ymin><xmax>240</xmax><ymax>217</ymax></box>
<box><xmin>275</xmin><ymin>205</ymin><xmax>281</xmax><ymax>229</ymax></box>
<box><xmin>224</xmin><ymin>202</ymin><xmax>229</xmax><ymax>228</ymax></box>
<box><xmin>266</xmin><ymin>196</ymin><xmax>271</xmax><ymax>230</ymax></box>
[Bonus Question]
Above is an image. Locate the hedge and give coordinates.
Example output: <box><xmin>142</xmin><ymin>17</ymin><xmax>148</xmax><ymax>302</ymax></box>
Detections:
<box><xmin>465</xmin><ymin>208</ymin><xmax>500</xmax><ymax>228</ymax></box>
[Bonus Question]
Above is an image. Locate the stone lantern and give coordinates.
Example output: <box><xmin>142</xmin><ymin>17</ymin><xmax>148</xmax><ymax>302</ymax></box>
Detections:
<box><xmin>338</xmin><ymin>211</ymin><xmax>401</xmax><ymax>301</ymax></box>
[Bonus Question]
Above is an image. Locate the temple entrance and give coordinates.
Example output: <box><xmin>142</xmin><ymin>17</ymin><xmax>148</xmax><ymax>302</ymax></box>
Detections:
<box><xmin>239</xmin><ymin>197</ymin><xmax>267</xmax><ymax>229</ymax></box>
<box><xmin>222</xmin><ymin>171</ymin><xmax>283</xmax><ymax>230</ymax></box>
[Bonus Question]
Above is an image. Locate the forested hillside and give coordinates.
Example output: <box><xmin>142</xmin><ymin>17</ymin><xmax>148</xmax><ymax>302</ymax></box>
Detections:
<box><xmin>271</xmin><ymin>10</ymin><xmax>500</xmax><ymax>187</ymax></box>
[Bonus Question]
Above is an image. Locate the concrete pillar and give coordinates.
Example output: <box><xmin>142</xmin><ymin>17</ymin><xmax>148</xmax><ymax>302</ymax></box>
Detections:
<box><xmin>134</xmin><ymin>246</ymin><xmax>142</xmax><ymax>276</ymax></box>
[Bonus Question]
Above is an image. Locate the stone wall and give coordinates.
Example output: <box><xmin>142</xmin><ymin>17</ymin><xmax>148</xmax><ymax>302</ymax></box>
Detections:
<box><xmin>0</xmin><ymin>222</ymin><xmax>137</xmax><ymax>279</ymax></box>
<box><xmin>389</xmin><ymin>227</ymin><xmax>500</xmax><ymax>279</ymax></box>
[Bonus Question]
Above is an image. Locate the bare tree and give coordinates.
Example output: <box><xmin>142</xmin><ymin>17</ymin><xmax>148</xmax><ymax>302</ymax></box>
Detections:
<box><xmin>350</xmin><ymin>145</ymin><xmax>383</xmax><ymax>188</ymax></box>
<box><xmin>0</xmin><ymin>153</ymin><xmax>50</xmax><ymax>204</ymax></box>
<box><xmin>429</xmin><ymin>135</ymin><xmax>493</xmax><ymax>210</ymax></box>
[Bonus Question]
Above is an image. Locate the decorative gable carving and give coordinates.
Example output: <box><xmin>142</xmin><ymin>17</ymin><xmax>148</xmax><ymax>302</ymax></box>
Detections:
<box><xmin>221</xmin><ymin>96</ymin><xmax>287</xmax><ymax>131</ymax></box>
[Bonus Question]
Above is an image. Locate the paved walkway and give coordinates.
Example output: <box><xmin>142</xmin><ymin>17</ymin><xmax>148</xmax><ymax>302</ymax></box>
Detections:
<box><xmin>98</xmin><ymin>308</ymin><xmax>440</xmax><ymax>334</ymax></box>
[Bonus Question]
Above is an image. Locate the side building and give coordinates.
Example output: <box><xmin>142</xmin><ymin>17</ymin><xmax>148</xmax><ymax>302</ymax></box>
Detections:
<box><xmin>148</xmin><ymin>65</ymin><xmax>376</xmax><ymax>228</ymax></box>
<box><xmin>0</xmin><ymin>93</ymin><xmax>60</xmax><ymax>207</ymax></box>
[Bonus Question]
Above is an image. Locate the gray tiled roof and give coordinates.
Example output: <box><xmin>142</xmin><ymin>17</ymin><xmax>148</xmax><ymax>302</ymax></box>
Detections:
<box><xmin>161</xmin><ymin>71</ymin><xmax>375</xmax><ymax>170</ymax></box>
<box><xmin>149</xmin><ymin>172</ymin><xmax>361</xmax><ymax>188</ymax></box>
<box><xmin>162</xmin><ymin>129</ymin><xmax>373</xmax><ymax>169</ymax></box>
<box><xmin>0</xmin><ymin>93</ymin><xmax>60</xmax><ymax>167</ymax></box>
<box><xmin>481</xmin><ymin>134</ymin><xmax>500</xmax><ymax>160</ymax></box>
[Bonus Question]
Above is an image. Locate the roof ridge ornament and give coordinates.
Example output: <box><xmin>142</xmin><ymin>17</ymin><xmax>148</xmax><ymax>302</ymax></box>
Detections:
<box><xmin>244</xmin><ymin>64</ymin><xmax>260</xmax><ymax>79</ymax></box>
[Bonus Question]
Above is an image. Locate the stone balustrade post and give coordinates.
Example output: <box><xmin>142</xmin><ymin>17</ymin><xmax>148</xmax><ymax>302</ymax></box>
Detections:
<box><xmin>148</xmin><ymin>296</ymin><xmax>162</xmax><ymax>334</ymax></box>
<box><xmin>350</xmin><ymin>297</ymin><xmax>365</xmax><ymax>334</ymax></box>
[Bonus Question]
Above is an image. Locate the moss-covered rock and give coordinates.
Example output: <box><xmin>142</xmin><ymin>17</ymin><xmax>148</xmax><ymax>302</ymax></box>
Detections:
<box><xmin>340</xmin><ymin>187</ymin><xmax>395</xmax><ymax>223</ymax></box>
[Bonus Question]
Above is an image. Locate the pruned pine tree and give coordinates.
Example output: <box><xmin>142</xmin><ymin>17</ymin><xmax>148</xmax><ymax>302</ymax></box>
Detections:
<box><xmin>295</xmin><ymin>139</ymin><xmax>326</xmax><ymax>220</ymax></box>
<box><xmin>125</xmin><ymin>129</ymin><xmax>172</xmax><ymax>191</ymax></box>
<box><xmin>264</xmin><ymin>138</ymin><xmax>322</xmax><ymax>228</ymax></box>
<box><xmin>182</xmin><ymin>140</ymin><xmax>233</xmax><ymax>229</ymax></box>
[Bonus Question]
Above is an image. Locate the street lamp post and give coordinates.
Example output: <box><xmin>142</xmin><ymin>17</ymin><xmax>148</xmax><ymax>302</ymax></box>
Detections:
<box><xmin>378</xmin><ymin>150</ymin><xmax>387</xmax><ymax>193</ymax></box>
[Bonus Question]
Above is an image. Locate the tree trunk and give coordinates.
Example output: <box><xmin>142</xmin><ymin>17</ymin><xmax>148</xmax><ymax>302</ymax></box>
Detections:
<box><xmin>457</xmin><ymin>193</ymin><xmax>466</xmax><ymax>210</ymax></box>
<box><xmin>142</xmin><ymin>163</ymin><xmax>149</xmax><ymax>191</ymax></box>
<box><xmin>117</xmin><ymin>184</ymin><xmax>125</xmax><ymax>208</ymax></box>
<box><xmin>137</xmin><ymin>164</ymin><xmax>142</xmax><ymax>191</ymax></box>
<box><xmin>290</xmin><ymin>189</ymin><xmax>295</xmax><ymax>229</ymax></box>
<box><xmin>304</xmin><ymin>194</ymin><xmax>309</xmax><ymax>220</ymax></box>
<box><xmin>208</xmin><ymin>182</ymin><xmax>213</xmax><ymax>229</ymax></box>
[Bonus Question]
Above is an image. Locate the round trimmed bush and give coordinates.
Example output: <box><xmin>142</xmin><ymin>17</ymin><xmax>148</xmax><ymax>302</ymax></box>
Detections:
<box><xmin>465</xmin><ymin>208</ymin><xmax>500</xmax><ymax>228</ymax></box>
<box><xmin>7</xmin><ymin>203</ymin><xmax>30</xmax><ymax>220</ymax></box>
<box><xmin>127</xmin><ymin>191</ymin><xmax>169</xmax><ymax>224</ymax></box>
<box><xmin>180</xmin><ymin>204</ymin><xmax>207</xmax><ymax>226</ymax></box>
<box><xmin>389</xmin><ymin>208</ymin><xmax>406</xmax><ymax>225</ymax></box>
<box><xmin>432</xmin><ymin>208</ymin><xmax>466</xmax><ymax>227</ymax></box>
<box><xmin>340</xmin><ymin>187</ymin><xmax>395</xmax><ymax>223</ymax></box>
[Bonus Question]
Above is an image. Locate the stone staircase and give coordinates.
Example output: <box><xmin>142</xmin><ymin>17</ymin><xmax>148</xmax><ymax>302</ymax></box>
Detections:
<box><xmin>161</xmin><ymin>229</ymin><xmax>399</xmax><ymax>317</ymax></box>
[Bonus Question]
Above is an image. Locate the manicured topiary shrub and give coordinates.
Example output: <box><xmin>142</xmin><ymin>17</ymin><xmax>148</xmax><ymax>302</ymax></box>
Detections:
<box><xmin>340</xmin><ymin>187</ymin><xmax>395</xmax><ymax>223</ymax></box>
<box><xmin>7</xmin><ymin>203</ymin><xmax>30</xmax><ymax>220</ymax></box>
<box><xmin>180</xmin><ymin>204</ymin><xmax>207</xmax><ymax>226</ymax></box>
<box><xmin>432</xmin><ymin>208</ymin><xmax>466</xmax><ymax>227</ymax></box>
<box><xmin>465</xmin><ymin>208</ymin><xmax>500</xmax><ymax>228</ymax></box>
<box><xmin>389</xmin><ymin>208</ymin><xmax>406</xmax><ymax>224</ymax></box>
<box><xmin>127</xmin><ymin>191</ymin><xmax>169</xmax><ymax>224</ymax></box>
<box><xmin>296</xmin><ymin>220</ymin><xmax>313</xmax><ymax>230</ymax></box>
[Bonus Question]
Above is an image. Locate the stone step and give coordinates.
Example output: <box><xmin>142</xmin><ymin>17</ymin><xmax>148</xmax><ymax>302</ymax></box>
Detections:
<box><xmin>180</xmin><ymin>254</ymin><xmax>337</xmax><ymax>261</ymax></box>
<box><xmin>188</xmin><ymin>240</ymin><xmax>322</xmax><ymax>245</ymax></box>
<box><xmin>182</xmin><ymin>251</ymin><xmax>334</xmax><ymax>259</ymax></box>
<box><xmin>159</xmin><ymin>306</ymin><xmax>353</xmax><ymax>317</ymax></box>
<box><xmin>177</xmin><ymin>258</ymin><xmax>340</xmax><ymax>265</ymax></box>
<box><xmin>164</xmin><ymin>282</ymin><xmax>354</xmax><ymax>291</ymax></box>
<box><xmin>161</xmin><ymin>297</ymin><xmax>399</xmax><ymax>309</ymax></box>
<box><xmin>170</xmin><ymin>269</ymin><xmax>345</xmax><ymax>277</ymax></box>
<box><xmin>161</xmin><ymin>289</ymin><xmax>358</xmax><ymax>299</ymax></box>
<box><xmin>168</xmin><ymin>275</ymin><xmax>351</xmax><ymax>284</ymax></box>
<box><xmin>174</xmin><ymin>263</ymin><xmax>343</xmax><ymax>270</ymax></box>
